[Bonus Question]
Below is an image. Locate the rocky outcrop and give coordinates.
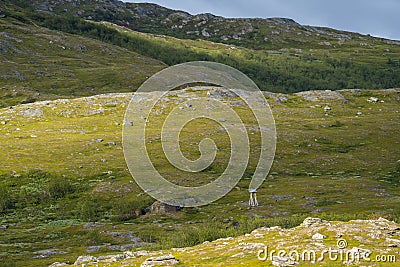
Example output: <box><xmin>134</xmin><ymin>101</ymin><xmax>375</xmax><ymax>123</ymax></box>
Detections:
<box><xmin>295</xmin><ymin>90</ymin><xmax>346</xmax><ymax>102</ymax></box>
<box><xmin>148</xmin><ymin>201</ymin><xmax>182</xmax><ymax>215</ymax></box>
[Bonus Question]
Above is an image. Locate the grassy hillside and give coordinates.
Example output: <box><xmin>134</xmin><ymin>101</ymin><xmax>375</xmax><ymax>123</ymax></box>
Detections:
<box><xmin>0</xmin><ymin>16</ymin><xmax>165</xmax><ymax>108</ymax></box>
<box><xmin>0</xmin><ymin>88</ymin><xmax>399</xmax><ymax>266</ymax></box>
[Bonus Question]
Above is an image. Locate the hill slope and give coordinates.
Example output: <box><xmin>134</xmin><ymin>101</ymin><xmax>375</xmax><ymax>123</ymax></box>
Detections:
<box><xmin>0</xmin><ymin>15</ymin><xmax>165</xmax><ymax>108</ymax></box>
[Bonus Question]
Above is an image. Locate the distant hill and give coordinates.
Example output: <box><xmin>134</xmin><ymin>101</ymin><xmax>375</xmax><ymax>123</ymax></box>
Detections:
<box><xmin>13</xmin><ymin>0</ymin><xmax>400</xmax><ymax>49</ymax></box>
<box><xmin>0</xmin><ymin>0</ymin><xmax>399</xmax><ymax>104</ymax></box>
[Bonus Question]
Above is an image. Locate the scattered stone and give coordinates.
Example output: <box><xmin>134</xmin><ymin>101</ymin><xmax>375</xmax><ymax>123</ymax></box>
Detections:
<box><xmin>20</xmin><ymin>108</ymin><xmax>43</xmax><ymax>117</ymax></box>
<box><xmin>74</xmin><ymin>255</ymin><xmax>97</xmax><ymax>265</ymax></box>
<box><xmin>272</xmin><ymin>255</ymin><xmax>299</xmax><ymax>267</ymax></box>
<box><xmin>295</xmin><ymin>90</ymin><xmax>345</xmax><ymax>102</ymax></box>
<box><xmin>94</xmin><ymin>138</ymin><xmax>103</xmax><ymax>143</ymax></box>
<box><xmin>141</xmin><ymin>254</ymin><xmax>178</xmax><ymax>267</ymax></box>
<box><xmin>312</xmin><ymin>233</ymin><xmax>326</xmax><ymax>240</ymax></box>
<box><xmin>107</xmin><ymin>244</ymin><xmax>135</xmax><ymax>251</ymax></box>
<box><xmin>201</xmin><ymin>28</ymin><xmax>211</xmax><ymax>37</ymax></box>
<box><xmin>324</xmin><ymin>105</ymin><xmax>331</xmax><ymax>112</ymax></box>
<box><xmin>254</xmin><ymin>233</ymin><xmax>264</xmax><ymax>238</ymax></box>
<box><xmin>206</xmin><ymin>88</ymin><xmax>237</xmax><ymax>100</ymax></box>
<box><xmin>357</xmin><ymin>111</ymin><xmax>363</xmax><ymax>116</ymax></box>
<box><xmin>367</xmin><ymin>97</ymin><xmax>379</xmax><ymax>103</ymax></box>
<box><xmin>33</xmin><ymin>249</ymin><xmax>67</xmax><ymax>259</ymax></box>
<box><xmin>301</xmin><ymin>217</ymin><xmax>326</xmax><ymax>227</ymax></box>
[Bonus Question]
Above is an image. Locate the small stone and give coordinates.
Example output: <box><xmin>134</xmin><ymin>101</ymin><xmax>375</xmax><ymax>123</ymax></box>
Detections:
<box><xmin>74</xmin><ymin>255</ymin><xmax>97</xmax><ymax>265</ymax></box>
<box><xmin>367</xmin><ymin>97</ymin><xmax>379</xmax><ymax>103</ymax></box>
<box><xmin>312</xmin><ymin>233</ymin><xmax>326</xmax><ymax>240</ymax></box>
<box><xmin>357</xmin><ymin>111</ymin><xmax>363</xmax><ymax>116</ymax></box>
<box><xmin>324</xmin><ymin>105</ymin><xmax>331</xmax><ymax>112</ymax></box>
<box><xmin>94</xmin><ymin>138</ymin><xmax>103</xmax><ymax>143</ymax></box>
<box><xmin>301</xmin><ymin>217</ymin><xmax>324</xmax><ymax>227</ymax></box>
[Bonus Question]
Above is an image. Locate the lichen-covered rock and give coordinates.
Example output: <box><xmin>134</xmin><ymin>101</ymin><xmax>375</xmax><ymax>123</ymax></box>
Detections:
<box><xmin>73</xmin><ymin>255</ymin><xmax>97</xmax><ymax>265</ymax></box>
<box><xmin>141</xmin><ymin>254</ymin><xmax>178</xmax><ymax>267</ymax></box>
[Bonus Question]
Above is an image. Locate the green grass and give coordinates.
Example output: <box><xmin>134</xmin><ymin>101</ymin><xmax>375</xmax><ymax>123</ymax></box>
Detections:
<box><xmin>0</xmin><ymin>88</ymin><xmax>399</xmax><ymax>266</ymax></box>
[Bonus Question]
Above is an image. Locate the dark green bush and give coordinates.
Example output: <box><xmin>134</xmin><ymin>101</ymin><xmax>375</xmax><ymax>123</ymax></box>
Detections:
<box><xmin>112</xmin><ymin>198</ymin><xmax>153</xmax><ymax>222</ymax></box>
<box><xmin>47</xmin><ymin>178</ymin><xmax>75</xmax><ymax>199</ymax></box>
<box><xmin>0</xmin><ymin>187</ymin><xmax>14</xmax><ymax>213</ymax></box>
<box><xmin>80</xmin><ymin>199</ymin><xmax>103</xmax><ymax>222</ymax></box>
